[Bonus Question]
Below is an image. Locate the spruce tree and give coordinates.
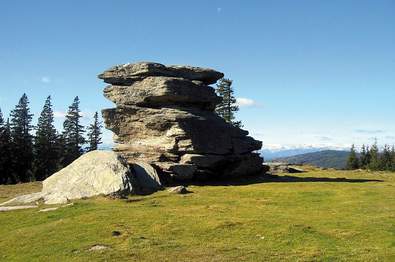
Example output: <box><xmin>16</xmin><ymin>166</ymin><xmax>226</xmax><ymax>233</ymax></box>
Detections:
<box><xmin>368</xmin><ymin>141</ymin><xmax>380</xmax><ymax>171</ymax></box>
<box><xmin>0</xmin><ymin>109</ymin><xmax>4</xmax><ymax>130</ymax></box>
<box><xmin>87</xmin><ymin>112</ymin><xmax>102</xmax><ymax>152</ymax></box>
<box><xmin>54</xmin><ymin>132</ymin><xmax>66</xmax><ymax>170</ymax></box>
<box><xmin>0</xmin><ymin>109</ymin><xmax>5</xmax><ymax>183</ymax></box>
<box><xmin>360</xmin><ymin>145</ymin><xmax>368</xmax><ymax>169</ymax></box>
<box><xmin>33</xmin><ymin>96</ymin><xmax>58</xmax><ymax>180</ymax></box>
<box><xmin>346</xmin><ymin>144</ymin><xmax>360</xmax><ymax>170</ymax></box>
<box><xmin>365</xmin><ymin>145</ymin><xmax>371</xmax><ymax>169</ymax></box>
<box><xmin>380</xmin><ymin>144</ymin><xmax>392</xmax><ymax>171</ymax></box>
<box><xmin>391</xmin><ymin>145</ymin><xmax>395</xmax><ymax>172</ymax></box>
<box><xmin>62</xmin><ymin>96</ymin><xmax>85</xmax><ymax>166</ymax></box>
<box><xmin>0</xmin><ymin>110</ymin><xmax>13</xmax><ymax>184</ymax></box>
<box><xmin>10</xmin><ymin>94</ymin><xmax>34</xmax><ymax>182</ymax></box>
<box><xmin>215</xmin><ymin>78</ymin><xmax>243</xmax><ymax>128</ymax></box>
<box><xmin>0</xmin><ymin>117</ymin><xmax>15</xmax><ymax>184</ymax></box>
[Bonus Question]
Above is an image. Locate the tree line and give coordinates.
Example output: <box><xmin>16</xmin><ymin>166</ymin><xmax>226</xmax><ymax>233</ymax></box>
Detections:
<box><xmin>0</xmin><ymin>94</ymin><xmax>102</xmax><ymax>184</ymax></box>
<box><xmin>347</xmin><ymin>143</ymin><xmax>395</xmax><ymax>171</ymax></box>
<box><xmin>0</xmin><ymin>79</ymin><xmax>240</xmax><ymax>184</ymax></box>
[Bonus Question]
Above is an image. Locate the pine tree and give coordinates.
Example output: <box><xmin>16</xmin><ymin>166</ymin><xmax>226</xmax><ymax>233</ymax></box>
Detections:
<box><xmin>368</xmin><ymin>141</ymin><xmax>380</xmax><ymax>171</ymax></box>
<box><xmin>54</xmin><ymin>132</ymin><xmax>66</xmax><ymax>170</ymax></box>
<box><xmin>62</xmin><ymin>96</ymin><xmax>86</xmax><ymax>166</ymax></box>
<box><xmin>10</xmin><ymin>94</ymin><xmax>34</xmax><ymax>182</ymax></box>
<box><xmin>360</xmin><ymin>144</ymin><xmax>368</xmax><ymax>169</ymax></box>
<box><xmin>215</xmin><ymin>78</ymin><xmax>243</xmax><ymax>128</ymax></box>
<box><xmin>380</xmin><ymin>144</ymin><xmax>392</xmax><ymax>171</ymax></box>
<box><xmin>33</xmin><ymin>96</ymin><xmax>58</xmax><ymax>180</ymax></box>
<box><xmin>391</xmin><ymin>145</ymin><xmax>395</xmax><ymax>172</ymax></box>
<box><xmin>0</xmin><ymin>110</ymin><xmax>10</xmax><ymax>184</ymax></box>
<box><xmin>365</xmin><ymin>145</ymin><xmax>371</xmax><ymax>169</ymax></box>
<box><xmin>0</xmin><ymin>109</ymin><xmax>4</xmax><ymax>130</ymax></box>
<box><xmin>0</xmin><ymin>109</ymin><xmax>5</xmax><ymax>183</ymax></box>
<box><xmin>346</xmin><ymin>144</ymin><xmax>360</xmax><ymax>170</ymax></box>
<box><xmin>87</xmin><ymin>112</ymin><xmax>102</xmax><ymax>152</ymax></box>
<box><xmin>0</xmin><ymin>116</ymin><xmax>15</xmax><ymax>184</ymax></box>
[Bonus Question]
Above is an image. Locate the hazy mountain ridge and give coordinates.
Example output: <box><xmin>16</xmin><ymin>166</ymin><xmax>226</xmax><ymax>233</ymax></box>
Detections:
<box><xmin>262</xmin><ymin>148</ymin><xmax>325</xmax><ymax>160</ymax></box>
<box><xmin>270</xmin><ymin>150</ymin><xmax>350</xmax><ymax>169</ymax></box>
<box><xmin>261</xmin><ymin>145</ymin><xmax>349</xmax><ymax>160</ymax></box>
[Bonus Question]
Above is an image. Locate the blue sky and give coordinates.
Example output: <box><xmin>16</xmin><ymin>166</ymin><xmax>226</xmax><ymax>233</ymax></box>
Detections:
<box><xmin>0</xmin><ymin>0</ymin><xmax>394</xmax><ymax>150</ymax></box>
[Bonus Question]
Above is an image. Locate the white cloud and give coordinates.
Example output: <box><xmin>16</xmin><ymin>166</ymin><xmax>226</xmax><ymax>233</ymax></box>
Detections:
<box><xmin>263</xmin><ymin>143</ymin><xmax>350</xmax><ymax>151</ymax></box>
<box><xmin>53</xmin><ymin>111</ymin><xmax>94</xmax><ymax>120</ymax></box>
<box><xmin>41</xmin><ymin>76</ymin><xmax>51</xmax><ymax>84</ymax></box>
<box><xmin>236</xmin><ymin>97</ymin><xmax>258</xmax><ymax>107</ymax></box>
<box><xmin>354</xmin><ymin>129</ymin><xmax>384</xmax><ymax>134</ymax></box>
<box><xmin>53</xmin><ymin>111</ymin><xmax>66</xmax><ymax>118</ymax></box>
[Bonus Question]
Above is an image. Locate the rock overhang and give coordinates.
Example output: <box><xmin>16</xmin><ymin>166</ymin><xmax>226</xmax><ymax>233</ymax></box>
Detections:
<box><xmin>98</xmin><ymin>61</ymin><xmax>224</xmax><ymax>85</ymax></box>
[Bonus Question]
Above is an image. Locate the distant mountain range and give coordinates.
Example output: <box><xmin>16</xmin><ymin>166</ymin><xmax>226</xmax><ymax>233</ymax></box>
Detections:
<box><xmin>261</xmin><ymin>147</ymin><xmax>331</xmax><ymax>160</ymax></box>
<box><xmin>270</xmin><ymin>150</ymin><xmax>350</xmax><ymax>169</ymax></box>
<box><xmin>100</xmin><ymin>143</ymin><xmax>350</xmax><ymax>169</ymax></box>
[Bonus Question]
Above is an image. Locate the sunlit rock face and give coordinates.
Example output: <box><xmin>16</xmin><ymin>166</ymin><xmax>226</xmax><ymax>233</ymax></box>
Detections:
<box><xmin>100</xmin><ymin>62</ymin><xmax>263</xmax><ymax>180</ymax></box>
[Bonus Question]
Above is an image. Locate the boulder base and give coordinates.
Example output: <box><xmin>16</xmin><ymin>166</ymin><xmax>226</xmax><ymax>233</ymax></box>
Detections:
<box><xmin>41</xmin><ymin>150</ymin><xmax>133</xmax><ymax>204</ymax></box>
<box><xmin>131</xmin><ymin>162</ymin><xmax>163</xmax><ymax>193</ymax></box>
<box><xmin>0</xmin><ymin>151</ymin><xmax>163</xmax><ymax>205</ymax></box>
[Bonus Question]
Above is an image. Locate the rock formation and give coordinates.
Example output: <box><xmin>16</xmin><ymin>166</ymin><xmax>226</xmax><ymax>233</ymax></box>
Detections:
<box><xmin>0</xmin><ymin>151</ymin><xmax>162</xmax><ymax>205</ymax></box>
<box><xmin>100</xmin><ymin>62</ymin><xmax>263</xmax><ymax>180</ymax></box>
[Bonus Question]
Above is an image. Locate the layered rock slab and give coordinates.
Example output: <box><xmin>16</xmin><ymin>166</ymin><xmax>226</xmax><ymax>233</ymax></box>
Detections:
<box><xmin>99</xmin><ymin>62</ymin><xmax>224</xmax><ymax>85</ymax></box>
<box><xmin>103</xmin><ymin>76</ymin><xmax>221</xmax><ymax>110</ymax></box>
<box><xmin>100</xmin><ymin>62</ymin><xmax>264</xmax><ymax>180</ymax></box>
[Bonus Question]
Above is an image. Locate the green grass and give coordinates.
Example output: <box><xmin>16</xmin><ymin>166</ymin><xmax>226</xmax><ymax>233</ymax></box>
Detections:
<box><xmin>0</xmin><ymin>168</ymin><xmax>394</xmax><ymax>261</ymax></box>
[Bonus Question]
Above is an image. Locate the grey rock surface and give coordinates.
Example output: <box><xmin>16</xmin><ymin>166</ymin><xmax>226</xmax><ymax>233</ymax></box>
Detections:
<box><xmin>100</xmin><ymin>61</ymin><xmax>264</xmax><ymax>180</ymax></box>
<box><xmin>0</xmin><ymin>205</ymin><xmax>37</xmax><ymax>212</ymax></box>
<box><xmin>131</xmin><ymin>162</ymin><xmax>162</xmax><ymax>193</ymax></box>
<box><xmin>104</xmin><ymin>76</ymin><xmax>221</xmax><ymax>111</ymax></box>
<box><xmin>89</xmin><ymin>245</ymin><xmax>110</xmax><ymax>251</ymax></box>
<box><xmin>168</xmin><ymin>186</ymin><xmax>189</xmax><ymax>194</ymax></box>
<box><xmin>264</xmin><ymin>163</ymin><xmax>306</xmax><ymax>174</ymax></box>
<box><xmin>1</xmin><ymin>151</ymin><xmax>137</xmax><ymax>205</ymax></box>
<box><xmin>169</xmin><ymin>164</ymin><xmax>197</xmax><ymax>180</ymax></box>
<box><xmin>42</xmin><ymin>150</ymin><xmax>133</xmax><ymax>204</ymax></box>
<box><xmin>99</xmin><ymin>62</ymin><xmax>224</xmax><ymax>85</ymax></box>
<box><xmin>0</xmin><ymin>192</ymin><xmax>43</xmax><ymax>206</ymax></box>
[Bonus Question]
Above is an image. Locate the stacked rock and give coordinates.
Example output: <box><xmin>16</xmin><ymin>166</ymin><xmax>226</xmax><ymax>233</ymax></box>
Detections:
<box><xmin>99</xmin><ymin>62</ymin><xmax>263</xmax><ymax>180</ymax></box>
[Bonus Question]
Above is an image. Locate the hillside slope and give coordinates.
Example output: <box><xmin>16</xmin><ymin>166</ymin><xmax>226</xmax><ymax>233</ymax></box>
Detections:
<box><xmin>0</xmin><ymin>170</ymin><xmax>393</xmax><ymax>261</ymax></box>
<box><xmin>261</xmin><ymin>148</ymin><xmax>325</xmax><ymax>160</ymax></box>
<box><xmin>272</xmin><ymin>150</ymin><xmax>350</xmax><ymax>169</ymax></box>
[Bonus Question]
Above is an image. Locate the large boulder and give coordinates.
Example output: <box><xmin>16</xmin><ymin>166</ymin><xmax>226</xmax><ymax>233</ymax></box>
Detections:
<box><xmin>0</xmin><ymin>151</ymin><xmax>162</xmax><ymax>205</ymax></box>
<box><xmin>100</xmin><ymin>61</ymin><xmax>264</xmax><ymax>180</ymax></box>
<box><xmin>41</xmin><ymin>151</ymin><xmax>133</xmax><ymax>204</ymax></box>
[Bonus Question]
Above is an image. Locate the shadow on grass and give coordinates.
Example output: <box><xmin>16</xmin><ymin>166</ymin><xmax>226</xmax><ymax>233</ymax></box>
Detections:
<box><xmin>184</xmin><ymin>174</ymin><xmax>384</xmax><ymax>186</ymax></box>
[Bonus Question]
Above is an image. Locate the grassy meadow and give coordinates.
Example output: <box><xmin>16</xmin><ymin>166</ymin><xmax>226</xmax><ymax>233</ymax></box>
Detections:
<box><xmin>0</xmin><ymin>168</ymin><xmax>394</xmax><ymax>261</ymax></box>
